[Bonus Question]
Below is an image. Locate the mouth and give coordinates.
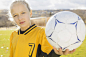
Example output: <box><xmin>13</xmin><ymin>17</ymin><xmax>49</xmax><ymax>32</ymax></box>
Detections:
<box><xmin>20</xmin><ymin>21</ymin><xmax>25</xmax><ymax>24</ymax></box>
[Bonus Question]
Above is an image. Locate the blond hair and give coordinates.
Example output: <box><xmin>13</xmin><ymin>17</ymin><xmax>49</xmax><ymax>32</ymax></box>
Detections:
<box><xmin>10</xmin><ymin>0</ymin><xmax>31</xmax><ymax>11</ymax></box>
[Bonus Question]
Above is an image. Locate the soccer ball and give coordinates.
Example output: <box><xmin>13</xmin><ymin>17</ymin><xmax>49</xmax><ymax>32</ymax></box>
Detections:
<box><xmin>45</xmin><ymin>11</ymin><xmax>85</xmax><ymax>51</ymax></box>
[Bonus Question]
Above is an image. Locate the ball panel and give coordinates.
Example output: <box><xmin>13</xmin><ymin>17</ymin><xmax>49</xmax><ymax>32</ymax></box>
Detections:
<box><xmin>45</xmin><ymin>16</ymin><xmax>55</xmax><ymax>36</ymax></box>
<box><xmin>51</xmin><ymin>31</ymin><xmax>60</xmax><ymax>43</ymax></box>
<box><xmin>55</xmin><ymin>12</ymin><xmax>67</xmax><ymax>23</ymax></box>
<box><xmin>68</xmin><ymin>34</ymin><xmax>77</xmax><ymax>45</ymax></box>
<box><xmin>77</xmin><ymin>19</ymin><xmax>85</xmax><ymax>41</ymax></box>
<box><xmin>66</xmin><ymin>24</ymin><xmax>76</xmax><ymax>34</ymax></box>
<box><xmin>58</xmin><ymin>29</ymin><xmax>71</xmax><ymax>42</ymax></box>
<box><xmin>47</xmin><ymin>37</ymin><xmax>60</xmax><ymax>49</ymax></box>
<box><xmin>56</xmin><ymin>11</ymin><xmax>78</xmax><ymax>23</ymax></box>
<box><xmin>67</xmin><ymin>42</ymin><xmax>82</xmax><ymax>51</ymax></box>
<box><xmin>66</xmin><ymin>15</ymin><xmax>78</xmax><ymax>23</ymax></box>
<box><xmin>55</xmin><ymin>23</ymin><xmax>65</xmax><ymax>33</ymax></box>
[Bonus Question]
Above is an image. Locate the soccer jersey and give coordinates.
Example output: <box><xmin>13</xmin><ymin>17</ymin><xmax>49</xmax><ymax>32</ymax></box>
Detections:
<box><xmin>10</xmin><ymin>24</ymin><xmax>60</xmax><ymax>57</ymax></box>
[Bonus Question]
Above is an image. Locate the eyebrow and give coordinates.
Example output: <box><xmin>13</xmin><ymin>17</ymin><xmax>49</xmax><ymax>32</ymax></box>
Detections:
<box><xmin>12</xmin><ymin>10</ymin><xmax>26</xmax><ymax>15</ymax></box>
<box><xmin>13</xmin><ymin>13</ymin><xmax>15</xmax><ymax>15</ymax></box>
<box><xmin>12</xmin><ymin>13</ymin><xmax>17</xmax><ymax>16</ymax></box>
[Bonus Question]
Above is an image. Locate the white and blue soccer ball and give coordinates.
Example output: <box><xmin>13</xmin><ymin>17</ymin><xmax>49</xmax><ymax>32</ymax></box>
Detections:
<box><xmin>45</xmin><ymin>11</ymin><xmax>85</xmax><ymax>51</ymax></box>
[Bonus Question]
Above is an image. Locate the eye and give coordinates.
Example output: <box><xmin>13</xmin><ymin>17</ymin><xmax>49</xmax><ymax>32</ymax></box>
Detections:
<box><xmin>22</xmin><ymin>12</ymin><xmax>25</xmax><ymax>14</ymax></box>
<box><xmin>13</xmin><ymin>15</ymin><xmax>18</xmax><ymax>17</ymax></box>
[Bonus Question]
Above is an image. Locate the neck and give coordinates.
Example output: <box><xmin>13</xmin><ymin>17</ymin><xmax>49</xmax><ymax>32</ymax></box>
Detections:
<box><xmin>20</xmin><ymin>25</ymin><xmax>30</xmax><ymax>31</ymax></box>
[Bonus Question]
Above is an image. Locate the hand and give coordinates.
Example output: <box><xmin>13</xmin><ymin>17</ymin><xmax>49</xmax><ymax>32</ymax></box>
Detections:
<box><xmin>53</xmin><ymin>47</ymin><xmax>76</xmax><ymax>55</ymax></box>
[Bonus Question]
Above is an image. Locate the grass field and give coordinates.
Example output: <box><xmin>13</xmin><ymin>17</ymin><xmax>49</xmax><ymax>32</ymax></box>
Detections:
<box><xmin>0</xmin><ymin>29</ymin><xmax>86</xmax><ymax>57</ymax></box>
<box><xmin>0</xmin><ymin>29</ymin><xmax>14</xmax><ymax>57</ymax></box>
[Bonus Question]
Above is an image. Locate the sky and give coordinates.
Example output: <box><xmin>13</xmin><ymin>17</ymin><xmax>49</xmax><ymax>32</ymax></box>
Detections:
<box><xmin>0</xmin><ymin>0</ymin><xmax>86</xmax><ymax>10</ymax></box>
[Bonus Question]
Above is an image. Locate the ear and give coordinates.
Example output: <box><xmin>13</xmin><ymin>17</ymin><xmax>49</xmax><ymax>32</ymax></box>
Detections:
<box><xmin>30</xmin><ymin>10</ymin><xmax>32</xmax><ymax>17</ymax></box>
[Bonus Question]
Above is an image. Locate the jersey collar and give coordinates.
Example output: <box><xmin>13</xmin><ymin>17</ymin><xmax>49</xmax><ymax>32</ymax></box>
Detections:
<box><xmin>18</xmin><ymin>24</ymin><xmax>37</xmax><ymax>35</ymax></box>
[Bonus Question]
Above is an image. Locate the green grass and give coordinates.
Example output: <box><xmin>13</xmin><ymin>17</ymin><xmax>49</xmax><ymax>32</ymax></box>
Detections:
<box><xmin>0</xmin><ymin>29</ymin><xmax>14</xmax><ymax>57</ymax></box>
<box><xmin>0</xmin><ymin>29</ymin><xmax>86</xmax><ymax>57</ymax></box>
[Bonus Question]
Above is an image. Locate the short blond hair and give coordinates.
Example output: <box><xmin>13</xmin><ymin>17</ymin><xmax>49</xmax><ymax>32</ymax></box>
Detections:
<box><xmin>10</xmin><ymin>0</ymin><xmax>31</xmax><ymax>11</ymax></box>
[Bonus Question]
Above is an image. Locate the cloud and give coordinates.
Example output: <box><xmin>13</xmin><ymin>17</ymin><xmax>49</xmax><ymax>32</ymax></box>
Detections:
<box><xmin>0</xmin><ymin>0</ymin><xmax>86</xmax><ymax>10</ymax></box>
<box><xmin>66</xmin><ymin>0</ymin><xmax>86</xmax><ymax>9</ymax></box>
<box><xmin>0</xmin><ymin>0</ymin><xmax>13</xmax><ymax>10</ymax></box>
<box><xmin>0</xmin><ymin>1</ymin><xmax>6</xmax><ymax>9</ymax></box>
<box><xmin>48</xmin><ymin>0</ymin><xmax>86</xmax><ymax>9</ymax></box>
<box><xmin>27</xmin><ymin>0</ymin><xmax>52</xmax><ymax>10</ymax></box>
<box><xmin>27</xmin><ymin>0</ymin><xmax>86</xmax><ymax>10</ymax></box>
<box><xmin>68</xmin><ymin>0</ymin><xmax>86</xmax><ymax>6</ymax></box>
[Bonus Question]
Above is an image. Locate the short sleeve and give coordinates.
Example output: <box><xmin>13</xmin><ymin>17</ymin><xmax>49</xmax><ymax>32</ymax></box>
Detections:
<box><xmin>38</xmin><ymin>28</ymin><xmax>61</xmax><ymax>57</ymax></box>
<box><xmin>39</xmin><ymin>28</ymin><xmax>53</xmax><ymax>54</ymax></box>
<box><xmin>10</xmin><ymin>33</ymin><xmax>13</xmax><ymax>57</ymax></box>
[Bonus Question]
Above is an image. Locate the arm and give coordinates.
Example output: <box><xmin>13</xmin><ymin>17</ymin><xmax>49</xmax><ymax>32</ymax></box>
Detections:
<box><xmin>10</xmin><ymin>33</ymin><xmax>13</xmax><ymax>57</ymax></box>
<box><xmin>47</xmin><ymin>50</ymin><xmax>61</xmax><ymax>57</ymax></box>
<box><xmin>38</xmin><ymin>28</ymin><xmax>61</xmax><ymax>57</ymax></box>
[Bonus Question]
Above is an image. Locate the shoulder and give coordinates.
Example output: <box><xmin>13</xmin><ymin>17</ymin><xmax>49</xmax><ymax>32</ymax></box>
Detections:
<box><xmin>10</xmin><ymin>29</ymin><xmax>19</xmax><ymax>37</ymax></box>
<box><xmin>36</xmin><ymin>27</ymin><xmax>45</xmax><ymax>33</ymax></box>
<box><xmin>35</xmin><ymin>27</ymin><xmax>46</xmax><ymax>41</ymax></box>
<box><xmin>34</xmin><ymin>27</ymin><xmax>46</xmax><ymax>37</ymax></box>
<box><xmin>10</xmin><ymin>29</ymin><xmax>19</xmax><ymax>43</ymax></box>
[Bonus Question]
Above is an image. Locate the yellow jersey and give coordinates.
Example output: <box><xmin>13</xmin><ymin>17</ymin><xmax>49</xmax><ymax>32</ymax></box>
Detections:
<box><xmin>10</xmin><ymin>24</ymin><xmax>60</xmax><ymax>57</ymax></box>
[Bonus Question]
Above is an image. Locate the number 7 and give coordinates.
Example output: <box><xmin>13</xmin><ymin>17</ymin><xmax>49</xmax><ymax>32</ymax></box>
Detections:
<box><xmin>28</xmin><ymin>43</ymin><xmax>35</xmax><ymax>57</ymax></box>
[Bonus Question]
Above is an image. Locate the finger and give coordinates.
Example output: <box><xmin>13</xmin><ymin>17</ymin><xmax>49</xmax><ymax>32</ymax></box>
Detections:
<box><xmin>53</xmin><ymin>47</ymin><xmax>59</xmax><ymax>54</ymax></box>
<box><xmin>69</xmin><ymin>49</ymin><xmax>76</xmax><ymax>54</ymax></box>
<box><xmin>73</xmin><ymin>49</ymin><xmax>76</xmax><ymax>52</ymax></box>
<box><xmin>71</xmin><ymin>49</ymin><xmax>76</xmax><ymax>54</ymax></box>
<box><xmin>63</xmin><ymin>49</ymin><xmax>69</xmax><ymax>55</ymax></box>
<box><xmin>59</xmin><ymin>48</ymin><xmax>63</xmax><ymax>55</ymax></box>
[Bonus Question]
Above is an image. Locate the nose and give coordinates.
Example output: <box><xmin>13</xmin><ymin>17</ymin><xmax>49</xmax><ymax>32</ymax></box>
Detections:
<box><xmin>18</xmin><ymin>15</ymin><xmax>22</xmax><ymax>21</ymax></box>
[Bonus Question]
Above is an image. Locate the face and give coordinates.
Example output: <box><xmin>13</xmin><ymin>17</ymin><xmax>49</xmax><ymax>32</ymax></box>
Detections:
<box><xmin>11</xmin><ymin>3</ymin><xmax>32</xmax><ymax>30</ymax></box>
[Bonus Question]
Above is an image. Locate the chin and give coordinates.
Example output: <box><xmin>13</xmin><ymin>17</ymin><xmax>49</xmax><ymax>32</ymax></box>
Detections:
<box><xmin>20</xmin><ymin>25</ymin><xmax>29</xmax><ymax>29</ymax></box>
